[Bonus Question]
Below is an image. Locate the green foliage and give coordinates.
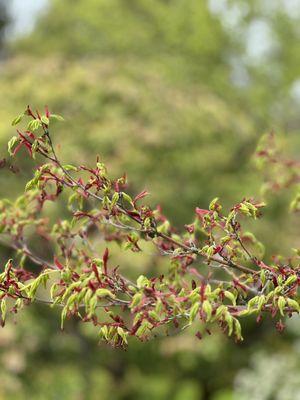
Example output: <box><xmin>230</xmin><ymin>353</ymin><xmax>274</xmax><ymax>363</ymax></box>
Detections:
<box><xmin>0</xmin><ymin>1</ymin><xmax>299</xmax><ymax>399</ymax></box>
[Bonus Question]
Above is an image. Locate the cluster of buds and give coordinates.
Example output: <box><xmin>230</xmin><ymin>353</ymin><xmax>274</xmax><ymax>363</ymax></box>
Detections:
<box><xmin>0</xmin><ymin>106</ymin><xmax>298</xmax><ymax>348</ymax></box>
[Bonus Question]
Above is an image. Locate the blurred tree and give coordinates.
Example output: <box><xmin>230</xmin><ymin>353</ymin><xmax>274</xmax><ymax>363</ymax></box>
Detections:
<box><xmin>0</xmin><ymin>1</ymin><xmax>298</xmax><ymax>399</ymax></box>
<box><xmin>0</xmin><ymin>0</ymin><xmax>8</xmax><ymax>52</ymax></box>
<box><xmin>15</xmin><ymin>0</ymin><xmax>231</xmax><ymax>85</ymax></box>
<box><xmin>210</xmin><ymin>0</ymin><xmax>300</xmax><ymax>135</ymax></box>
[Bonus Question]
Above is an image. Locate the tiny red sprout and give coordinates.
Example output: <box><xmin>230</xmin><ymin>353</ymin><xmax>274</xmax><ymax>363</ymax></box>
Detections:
<box><xmin>103</xmin><ymin>248</ymin><xmax>109</xmax><ymax>275</ymax></box>
<box><xmin>133</xmin><ymin>190</ymin><xmax>149</xmax><ymax>206</ymax></box>
<box><xmin>195</xmin><ymin>207</ymin><xmax>209</xmax><ymax>217</ymax></box>
<box><xmin>45</xmin><ymin>105</ymin><xmax>50</xmax><ymax>118</ymax></box>
<box><xmin>25</xmin><ymin>105</ymin><xmax>36</xmax><ymax>119</ymax></box>
<box><xmin>275</xmin><ymin>320</ymin><xmax>286</xmax><ymax>333</ymax></box>
<box><xmin>184</xmin><ymin>224</ymin><xmax>194</xmax><ymax>233</ymax></box>
<box><xmin>36</xmin><ymin>109</ymin><xmax>41</xmax><ymax>120</ymax></box>
<box><xmin>213</xmin><ymin>245</ymin><xmax>223</xmax><ymax>255</ymax></box>
<box><xmin>54</xmin><ymin>257</ymin><xmax>63</xmax><ymax>270</ymax></box>
<box><xmin>92</xmin><ymin>263</ymin><xmax>101</xmax><ymax>283</ymax></box>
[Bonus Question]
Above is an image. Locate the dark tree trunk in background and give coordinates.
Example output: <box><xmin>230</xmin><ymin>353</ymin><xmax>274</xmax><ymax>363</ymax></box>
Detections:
<box><xmin>0</xmin><ymin>1</ymin><xmax>8</xmax><ymax>53</ymax></box>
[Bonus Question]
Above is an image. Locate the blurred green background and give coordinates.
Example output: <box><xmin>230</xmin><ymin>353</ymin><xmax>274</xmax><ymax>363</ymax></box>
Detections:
<box><xmin>0</xmin><ymin>0</ymin><xmax>299</xmax><ymax>399</ymax></box>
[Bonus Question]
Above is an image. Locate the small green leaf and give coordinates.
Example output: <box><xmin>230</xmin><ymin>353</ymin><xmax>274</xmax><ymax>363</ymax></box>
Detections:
<box><xmin>111</xmin><ymin>192</ymin><xmax>119</xmax><ymax>207</ymax></box>
<box><xmin>287</xmin><ymin>298</ymin><xmax>300</xmax><ymax>312</ymax></box>
<box><xmin>285</xmin><ymin>275</ymin><xmax>297</xmax><ymax>286</ymax></box>
<box><xmin>96</xmin><ymin>288</ymin><xmax>116</xmax><ymax>299</ymax></box>
<box><xmin>136</xmin><ymin>275</ymin><xmax>149</xmax><ymax>289</ymax></box>
<box><xmin>8</xmin><ymin>136</ymin><xmax>18</xmax><ymax>156</ymax></box>
<box><xmin>214</xmin><ymin>305</ymin><xmax>227</xmax><ymax>320</ymax></box>
<box><xmin>247</xmin><ymin>296</ymin><xmax>259</xmax><ymax>310</ymax></box>
<box><xmin>238</xmin><ymin>308</ymin><xmax>254</xmax><ymax>317</ymax></box>
<box><xmin>100</xmin><ymin>325</ymin><xmax>109</xmax><ymax>340</ymax></box>
<box><xmin>1</xmin><ymin>298</ymin><xmax>7</xmax><ymax>322</ymax></box>
<box><xmin>11</xmin><ymin>113</ymin><xmax>24</xmax><ymax>126</ymax></box>
<box><xmin>41</xmin><ymin>116</ymin><xmax>49</xmax><ymax>125</ymax></box>
<box><xmin>224</xmin><ymin>291</ymin><xmax>236</xmax><ymax>306</ymax></box>
<box><xmin>122</xmin><ymin>192</ymin><xmax>133</xmax><ymax>205</ymax></box>
<box><xmin>50</xmin><ymin>114</ymin><xmax>64</xmax><ymax>122</ymax></box>
<box><xmin>209</xmin><ymin>197</ymin><xmax>220</xmax><ymax>211</ymax></box>
<box><xmin>234</xmin><ymin>319</ymin><xmax>243</xmax><ymax>340</ymax></box>
<box><xmin>117</xmin><ymin>327</ymin><xmax>128</xmax><ymax>344</ymax></box>
<box><xmin>148</xmin><ymin>310</ymin><xmax>160</xmax><ymax>321</ymax></box>
<box><xmin>278</xmin><ymin>296</ymin><xmax>286</xmax><ymax>317</ymax></box>
<box><xmin>257</xmin><ymin>295</ymin><xmax>266</xmax><ymax>312</ymax></box>
<box><xmin>63</xmin><ymin>164</ymin><xmax>77</xmax><ymax>171</ymax></box>
<box><xmin>225</xmin><ymin>312</ymin><xmax>234</xmax><ymax>336</ymax></box>
<box><xmin>130</xmin><ymin>293</ymin><xmax>142</xmax><ymax>308</ymax></box>
<box><xmin>61</xmin><ymin>307</ymin><xmax>67</xmax><ymax>329</ymax></box>
<box><xmin>189</xmin><ymin>302</ymin><xmax>200</xmax><ymax>322</ymax></box>
<box><xmin>25</xmin><ymin>179</ymin><xmax>37</xmax><ymax>192</ymax></box>
<box><xmin>202</xmin><ymin>300</ymin><xmax>212</xmax><ymax>321</ymax></box>
<box><xmin>50</xmin><ymin>283</ymin><xmax>58</xmax><ymax>300</ymax></box>
<box><xmin>27</xmin><ymin>119</ymin><xmax>41</xmax><ymax>131</ymax></box>
<box><xmin>260</xmin><ymin>270</ymin><xmax>266</xmax><ymax>286</ymax></box>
